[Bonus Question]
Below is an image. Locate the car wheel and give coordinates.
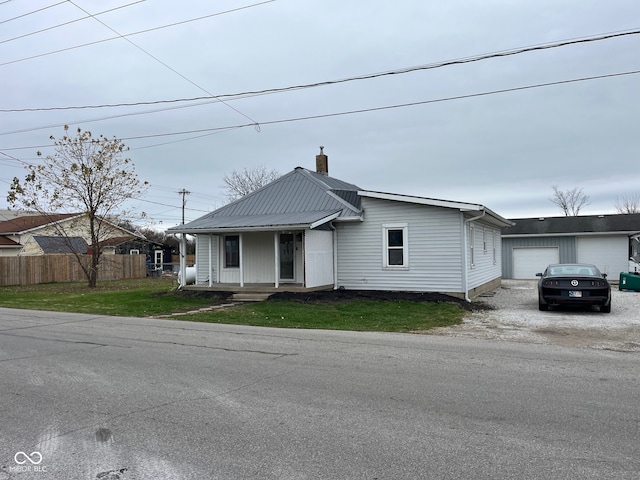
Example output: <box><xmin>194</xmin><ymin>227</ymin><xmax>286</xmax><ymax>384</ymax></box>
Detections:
<box><xmin>538</xmin><ymin>300</ymin><xmax>548</xmax><ymax>311</ymax></box>
<box><xmin>601</xmin><ymin>303</ymin><xmax>611</xmax><ymax>313</ymax></box>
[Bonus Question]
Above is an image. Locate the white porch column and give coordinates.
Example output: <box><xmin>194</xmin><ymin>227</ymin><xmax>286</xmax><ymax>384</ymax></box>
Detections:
<box><xmin>274</xmin><ymin>232</ymin><xmax>279</xmax><ymax>288</ymax></box>
<box><xmin>239</xmin><ymin>233</ymin><xmax>244</xmax><ymax>287</ymax></box>
<box><xmin>208</xmin><ymin>234</ymin><xmax>213</xmax><ymax>287</ymax></box>
<box><xmin>179</xmin><ymin>234</ymin><xmax>187</xmax><ymax>288</ymax></box>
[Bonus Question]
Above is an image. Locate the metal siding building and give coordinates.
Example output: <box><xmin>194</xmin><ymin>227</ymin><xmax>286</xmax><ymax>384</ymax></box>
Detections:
<box><xmin>501</xmin><ymin>214</ymin><xmax>640</xmax><ymax>279</ymax></box>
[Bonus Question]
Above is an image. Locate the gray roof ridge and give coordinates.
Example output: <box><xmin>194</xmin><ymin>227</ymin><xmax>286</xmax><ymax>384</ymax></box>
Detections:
<box><xmin>325</xmin><ymin>190</ymin><xmax>361</xmax><ymax>216</ymax></box>
<box><xmin>294</xmin><ymin>166</ymin><xmax>360</xmax><ymax>191</ymax></box>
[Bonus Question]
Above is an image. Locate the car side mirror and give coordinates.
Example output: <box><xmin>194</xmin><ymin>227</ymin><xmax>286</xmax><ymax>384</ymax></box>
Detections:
<box><xmin>603</xmin><ymin>273</ymin><xmax>607</xmax><ymax>278</ymax></box>
<box><xmin>535</xmin><ymin>273</ymin><xmax>543</xmax><ymax>277</ymax></box>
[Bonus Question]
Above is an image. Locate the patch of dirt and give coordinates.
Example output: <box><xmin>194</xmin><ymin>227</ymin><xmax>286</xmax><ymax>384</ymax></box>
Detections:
<box><xmin>155</xmin><ymin>289</ymin><xmax>233</xmax><ymax>301</ymax></box>
<box><xmin>267</xmin><ymin>289</ymin><xmax>487</xmax><ymax>312</ymax></box>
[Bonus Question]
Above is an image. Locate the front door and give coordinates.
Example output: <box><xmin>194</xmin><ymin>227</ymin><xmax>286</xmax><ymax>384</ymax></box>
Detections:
<box><xmin>279</xmin><ymin>233</ymin><xmax>294</xmax><ymax>281</ymax></box>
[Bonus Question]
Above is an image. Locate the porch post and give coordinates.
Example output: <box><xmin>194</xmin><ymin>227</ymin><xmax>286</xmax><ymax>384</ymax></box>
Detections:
<box><xmin>274</xmin><ymin>232</ymin><xmax>279</xmax><ymax>288</ymax></box>
<box><xmin>179</xmin><ymin>234</ymin><xmax>187</xmax><ymax>288</ymax></box>
<box><xmin>239</xmin><ymin>233</ymin><xmax>244</xmax><ymax>287</ymax></box>
<box><xmin>208</xmin><ymin>234</ymin><xmax>213</xmax><ymax>287</ymax></box>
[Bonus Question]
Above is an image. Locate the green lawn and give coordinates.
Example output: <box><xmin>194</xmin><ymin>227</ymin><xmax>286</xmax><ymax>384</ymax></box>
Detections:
<box><xmin>185</xmin><ymin>299</ymin><xmax>465</xmax><ymax>332</ymax></box>
<box><xmin>0</xmin><ymin>279</ymin><xmax>467</xmax><ymax>332</ymax></box>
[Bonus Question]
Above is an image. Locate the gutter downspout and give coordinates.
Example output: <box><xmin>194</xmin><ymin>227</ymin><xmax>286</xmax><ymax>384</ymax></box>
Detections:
<box><xmin>330</xmin><ymin>222</ymin><xmax>338</xmax><ymax>290</ymax></box>
<box><xmin>179</xmin><ymin>234</ymin><xmax>187</xmax><ymax>289</ymax></box>
<box><xmin>462</xmin><ymin>209</ymin><xmax>486</xmax><ymax>302</ymax></box>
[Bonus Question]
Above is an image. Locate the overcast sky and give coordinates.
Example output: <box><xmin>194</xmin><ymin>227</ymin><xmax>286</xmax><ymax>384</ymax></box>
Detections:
<box><xmin>1</xmin><ymin>0</ymin><xmax>639</xmax><ymax>228</ymax></box>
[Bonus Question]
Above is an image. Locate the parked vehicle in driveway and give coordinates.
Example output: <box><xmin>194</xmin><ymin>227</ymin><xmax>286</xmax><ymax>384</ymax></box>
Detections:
<box><xmin>536</xmin><ymin>263</ymin><xmax>611</xmax><ymax>313</ymax></box>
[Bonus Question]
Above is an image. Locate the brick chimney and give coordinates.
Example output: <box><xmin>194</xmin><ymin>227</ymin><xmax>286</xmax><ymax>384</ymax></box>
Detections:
<box><xmin>316</xmin><ymin>146</ymin><xmax>328</xmax><ymax>175</ymax></box>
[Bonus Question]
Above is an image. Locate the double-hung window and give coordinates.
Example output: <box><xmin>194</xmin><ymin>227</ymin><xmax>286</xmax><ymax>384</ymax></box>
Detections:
<box><xmin>383</xmin><ymin>224</ymin><xmax>408</xmax><ymax>269</ymax></box>
<box><xmin>224</xmin><ymin>235</ymin><xmax>239</xmax><ymax>268</ymax></box>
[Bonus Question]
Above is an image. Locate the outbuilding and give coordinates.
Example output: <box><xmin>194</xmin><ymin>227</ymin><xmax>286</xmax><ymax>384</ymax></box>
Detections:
<box><xmin>501</xmin><ymin>214</ymin><xmax>640</xmax><ymax>279</ymax></box>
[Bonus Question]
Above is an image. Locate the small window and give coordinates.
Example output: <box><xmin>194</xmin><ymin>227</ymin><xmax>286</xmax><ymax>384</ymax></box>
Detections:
<box><xmin>483</xmin><ymin>228</ymin><xmax>487</xmax><ymax>253</ymax></box>
<box><xmin>224</xmin><ymin>235</ymin><xmax>239</xmax><ymax>268</ymax></box>
<box><xmin>493</xmin><ymin>231</ymin><xmax>498</xmax><ymax>265</ymax></box>
<box><xmin>469</xmin><ymin>225</ymin><xmax>475</xmax><ymax>267</ymax></box>
<box><xmin>383</xmin><ymin>224</ymin><xmax>408</xmax><ymax>268</ymax></box>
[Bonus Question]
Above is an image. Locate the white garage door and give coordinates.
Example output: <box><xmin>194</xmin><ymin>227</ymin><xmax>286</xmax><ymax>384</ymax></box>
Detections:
<box><xmin>513</xmin><ymin>247</ymin><xmax>559</xmax><ymax>279</ymax></box>
<box><xmin>577</xmin><ymin>236</ymin><xmax>628</xmax><ymax>277</ymax></box>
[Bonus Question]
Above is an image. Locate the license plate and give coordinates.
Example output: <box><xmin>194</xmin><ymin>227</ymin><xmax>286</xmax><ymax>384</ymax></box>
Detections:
<box><xmin>569</xmin><ymin>290</ymin><xmax>582</xmax><ymax>297</ymax></box>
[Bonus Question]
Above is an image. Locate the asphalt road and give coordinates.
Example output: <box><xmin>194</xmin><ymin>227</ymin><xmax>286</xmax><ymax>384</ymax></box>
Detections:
<box><xmin>0</xmin><ymin>308</ymin><xmax>638</xmax><ymax>480</ymax></box>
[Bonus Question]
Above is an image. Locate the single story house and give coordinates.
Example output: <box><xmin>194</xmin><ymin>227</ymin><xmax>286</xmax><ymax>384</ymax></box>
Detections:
<box><xmin>0</xmin><ymin>212</ymin><xmax>146</xmax><ymax>257</ymax></box>
<box><xmin>501</xmin><ymin>213</ymin><xmax>640</xmax><ymax>279</ymax></box>
<box><xmin>168</xmin><ymin>151</ymin><xmax>513</xmax><ymax>300</ymax></box>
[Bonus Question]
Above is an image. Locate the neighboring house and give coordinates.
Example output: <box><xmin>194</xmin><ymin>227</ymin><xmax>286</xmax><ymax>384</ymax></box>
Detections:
<box><xmin>168</xmin><ymin>151</ymin><xmax>512</xmax><ymax>300</ymax></box>
<box><xmin>501</xmin><ymin>214</ymin><xmax>640</xmax><ymax>279</ymax></box>
<box><xmin>0</xmin><ymin>213</ymin><xmax>145</xmax><ymax>257</ymax></box>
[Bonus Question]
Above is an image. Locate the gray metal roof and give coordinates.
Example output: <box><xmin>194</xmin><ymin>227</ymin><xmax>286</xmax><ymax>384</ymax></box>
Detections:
<box><xmin>503</xmin><ymin>213</ymin><xmax>640</xmax><ymax>236</ymax></box>
<box><xmin>169</xmin><ymin>168</ymin><xmax>361</xmax><ymax>233</ymax></box>
<box><xmin>32</xmin><ymin>235</ymin><xmax>88</xmax><ymax>254</ymax></box>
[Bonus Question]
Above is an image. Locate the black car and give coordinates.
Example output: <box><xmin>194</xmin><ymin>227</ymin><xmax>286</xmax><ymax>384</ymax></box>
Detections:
<box><xmin>536</xmin><ymin>263</ymin><xmax>611</xmax><ymax>313</ymax></box>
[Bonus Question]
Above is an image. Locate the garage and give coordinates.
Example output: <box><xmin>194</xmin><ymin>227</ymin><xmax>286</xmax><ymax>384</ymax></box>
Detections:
<box><xmin>512</xmin><ymin>247</ymin><xmax>559</xmax><ymax>279</ymax></box>
<box><xmin>577</xmin><ymin>236</ymin><xmax>628</xmax><ymax>277</ymax></box>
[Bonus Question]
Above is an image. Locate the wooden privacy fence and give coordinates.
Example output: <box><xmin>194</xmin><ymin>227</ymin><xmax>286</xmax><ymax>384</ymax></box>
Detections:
<box><xmin>0</xmin><ymin>254</ymin><xmax>146</xmax><ymax>286</ymax></box>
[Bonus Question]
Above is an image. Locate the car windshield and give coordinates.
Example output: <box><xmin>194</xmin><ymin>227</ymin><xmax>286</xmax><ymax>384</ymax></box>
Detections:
<box><xmin>548</xmin><ymin>265</ymin><xmax>597</xmax><ymax>276</ymax></box>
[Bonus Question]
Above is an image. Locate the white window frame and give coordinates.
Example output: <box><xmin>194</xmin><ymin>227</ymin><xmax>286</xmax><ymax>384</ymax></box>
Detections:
<box><xmin>382</xmin><ymin>223</ymin><xmax>409</xmax><ymax>269</ymax></box>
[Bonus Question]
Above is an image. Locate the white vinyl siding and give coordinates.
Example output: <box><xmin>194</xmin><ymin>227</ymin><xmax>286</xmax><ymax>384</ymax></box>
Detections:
<box><xmin>577</xmin><ymin>235</ymin><xmax>628</xmax><ymax>277</ymax></box>
<box><xmin>467</xmin><ymin>222</ymin><xmax>503</xmax><ymax>289</ymax></box>
<box><xmin>305</xmin><ymin>229</ymin><xmax>334</xmax><ymax>287</ymax></box>
<box><xmin>196</xmin><ymin>235</ymin><xmax>217</xmax><ymax>284</ymax></box>
<box><xmin>336</xmin><ymin>197</ymin><xmax>464</xmax><ymax>292</ymax></box>
<box><xmin>243</xmin><ymin>232</ymin><xmax>277</xmax><ymax>283</ymax></box>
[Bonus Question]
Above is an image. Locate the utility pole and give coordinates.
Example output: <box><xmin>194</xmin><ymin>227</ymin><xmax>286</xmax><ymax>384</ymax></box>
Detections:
<box><xmin>178</xmin><ymin>189</ymin><xmax>191</xmax><ymax>225</ymax></box>
<box><xmin>177</xmin><ymin>188</ymin><xmax>191</xmax><ymax>288</ymax></box>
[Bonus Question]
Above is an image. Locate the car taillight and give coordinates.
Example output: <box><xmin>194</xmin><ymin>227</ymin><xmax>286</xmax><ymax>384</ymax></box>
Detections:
<box><xmin>591</xmin><ymin>280</ymin><xmax>607</xmax><ymax>287</ymax></box>
<box><xmin>543</xmin><ymin>280</ymin><xmax>559</xmax><ymax>287</ymax></box>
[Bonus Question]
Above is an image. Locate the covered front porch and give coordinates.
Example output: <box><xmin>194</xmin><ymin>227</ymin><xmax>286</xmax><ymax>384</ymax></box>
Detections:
<box><xmin>178</xmin><ymin>228</ymin><xmax>335</xmax><ymax>291</ymax></box>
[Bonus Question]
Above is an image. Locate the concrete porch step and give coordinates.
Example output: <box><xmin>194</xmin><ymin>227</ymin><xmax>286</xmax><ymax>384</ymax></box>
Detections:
<box><xmin>231</xmin><ymin>292</ymin><xmax>271</xmax><ymax>302</ymax></box>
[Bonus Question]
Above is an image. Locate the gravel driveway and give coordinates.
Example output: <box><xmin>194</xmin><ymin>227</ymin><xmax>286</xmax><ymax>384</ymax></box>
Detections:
<box><xmin>430</xmin><ymin>279</ymin><xmax>640</xmax><ymax>352</ymax></box>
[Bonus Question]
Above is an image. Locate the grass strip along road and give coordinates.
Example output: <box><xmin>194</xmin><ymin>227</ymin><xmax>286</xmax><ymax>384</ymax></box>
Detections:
<box><xmin>0</xmin><ymin>279</ymin><xmax>466</xmax><ymax>333</ymax></box>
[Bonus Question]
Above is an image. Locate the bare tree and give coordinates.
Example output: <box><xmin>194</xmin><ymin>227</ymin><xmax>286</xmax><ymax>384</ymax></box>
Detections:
<box><xmin>7</xmin><ymin>126</ymin><xmax>148</xmax><ymax>287</ymax></box>
<box><xmin>222</xmin><ymin>165</ymin><xmax>280</xmax><ymax>201</ymax></box>
<box><xmin>549</xmin><ymin>186</ymin><xmax>590</xmax><ymax>216</ymax></box>
<box><xmin>615</xmin><ymin>193</ymin><xmax>640</xmax><ymax>214</ymax></box>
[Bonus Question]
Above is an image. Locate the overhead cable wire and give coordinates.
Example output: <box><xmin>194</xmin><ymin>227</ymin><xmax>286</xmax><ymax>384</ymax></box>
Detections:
<box><xmin>116</xmin><ymin>69</ymin><xmax>640</xmax><ymax>142</ymax></box>
<box><xmin>1</xmin><ymin>28</ymin><xmax>638</xmax><ymax>113</ymax></box>
<box><xmin>0</xmin><ymin>1</ymin><xmax>66</xmax><ymax>25</ymax></box>
<box><xmin>0</xmin><ymin>0</ymin><xmax>147</xmax><ymax>45</ymax></box>
<box><xmin>65</xmin><ymin>0</ymin><xmax>262</xmax><ymax>130</ymax></box>
<box><xmin>0</xmin><ymin>0</ymin><xmax>276</xmax><ymax>67</ymax></box>
<box><xmin>2</xmin><ymin>69</ymin><xmax>638</xmax><ymax>153</ymax></box>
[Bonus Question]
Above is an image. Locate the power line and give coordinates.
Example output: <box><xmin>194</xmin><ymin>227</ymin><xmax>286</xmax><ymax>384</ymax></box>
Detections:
<box><xmin>0</xmin><ymin>1</ymin><xmax>147</xmax><ymax>45</ymax></box>
<box><xmin>0</xmin><ymin>1</ymin><xmax>66</xmax><ymax>25</ymax></box>
<box><xmin>0</xmin><ymin>0</ymin><xmax>276</xmax><ymax>68</ymax></box>
<box><xmin>1</xmin><ymin>69</ymin><xmax>638</xmax><ymax>153</ymax></box>
<box><xmin>65</xmin><ymin>0</ymin><xmax>261</xmax><ymax>129</ymax></box>
<box><xmin>2</xmin><ymin>28</ymin><xmax>638</xmax><ymax>114</ymax></box>
<box><xmin>112</xmin><ymin>70</ymin><xmax>640</xmax><ymax>142</ymax></box>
